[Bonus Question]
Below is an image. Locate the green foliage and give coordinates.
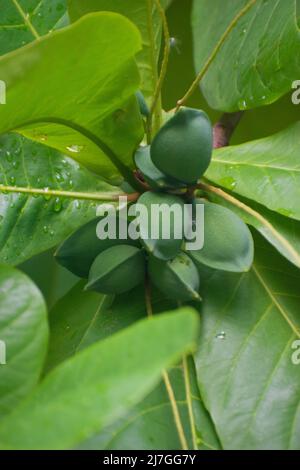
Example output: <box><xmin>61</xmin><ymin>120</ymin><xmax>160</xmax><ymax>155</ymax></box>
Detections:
<box><xmin>0</xmin><ymin>309</ymin><xmax>199</xmax><ymax>450</ymax></box>
<box><xmin>193</xmin><ymin>0</ymin><xmax>300</xmax><ymax>111</ymax></box>
<box><xmin>0</xmin><ymin>0</ymin><xmax>299</xmax><ymax>451</ymax></box>
<box><xmin>68</xmin><ymin>0</ymin><xmax>172</xmax><ymax>101</ymax></box>
<box><xmin>0</xmin><ymin>12</ymin><xmax>143</xmax><ymax>183</ymax></box>
<box><xmin>195</xmin><ymin>235</ymin><xmax>300</xmax><ymax>449</ymax></box>
<box><xmin>0</xmin><ymin>134</ymin><xmax>117</xmax><ymax>266</ymax></box>
<box><xmin>47</xmin><ymin>285</ymin><xmax>220</xmax><ymax>450</ymax></box>
<box><xmin>0</xmin><ymin>264</ymin><xmax>48</xmax><ymax>417</ymax></box>
<box><xmin>207</xmin><ymin>123</ymin><xmax>300</xmax><ymax>220</ymax></box>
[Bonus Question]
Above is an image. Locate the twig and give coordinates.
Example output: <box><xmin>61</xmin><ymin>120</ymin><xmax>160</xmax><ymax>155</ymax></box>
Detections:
<box><xmin>175</xmin><ymin>0</ymin><xmax>257</xmax><ymax>111</ymax></box>
<box><xmin>0</xmin><ymin>184</ymin><xmax>139</xmax><ymax>203</ymax></box>
<box><xmin>144</xmin><ymin>275</ymin><xmax>189</xmax><ymax>450</ymax></box>
<box><xmin>149</xmin><ymin>0</ymin><xmax>171</xmax><ymax>136</ymax></box>
<box><xmin>182</xmin><ymin>356</ymin><xmax>198</xmax><ymax>450</ymax></box>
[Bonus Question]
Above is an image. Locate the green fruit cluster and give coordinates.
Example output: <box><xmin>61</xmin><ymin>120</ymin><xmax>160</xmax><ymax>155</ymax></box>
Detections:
<box><xmin>55</xmin><ymin>107</ymin><xmax>213</xmax><ymax>300</ymax></box>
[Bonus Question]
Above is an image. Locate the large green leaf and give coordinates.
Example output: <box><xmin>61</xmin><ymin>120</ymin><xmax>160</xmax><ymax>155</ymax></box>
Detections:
<box><xmin>0</xmin><ymin>0</ymin><xmax>68</xmax><ymax>55</ymax></box>
<box><xmin>195</xmin><ymin>235</ymin><xmax>300</xmax><ymax>449</ymax></box>
<box><xmin>46</xmin><ymin>284</ymin><xmax>221</xmax><ymax>450</ymax></box>
<box><xmin>68</xmin><ymin>0</ymin><xmax>172</xmax><ymax>101</ymax></box>
<box><xmin>205</xmin><ymin>189</ymin><xmax>300</xmax><ymax>269</ymax></box>
<box><xmin>0</xmin><ymin>134</ymin><xmax>118</xmax><ymax>265</ymax></box>
<box><xmin>0</xmin><ymin>12</ymin><xmax>143</xmax><ymax>183</ymax></box>
<box><xmin>206</xmin><ymin>123</ymin><xmax>300</xmax><ymax>220</ymax></box>
<box><xmin>0</xmin><ymin>308</ymin><xmax>199</xmax><ymax>450</ymax></box>
<box><xmin>192</xmin><ymin>0</ymin><xmax>300</xmax><ymax>111</ymax></box>
<box><xmin>0</xmin><ymin>264</ymin><xmax>48</xmax><ymax>417</ymax></box>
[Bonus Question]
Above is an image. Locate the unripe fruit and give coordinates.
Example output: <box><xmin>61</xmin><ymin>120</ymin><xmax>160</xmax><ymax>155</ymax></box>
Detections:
<box><xmin>134</xmin><ymin>146</ymin><xmax>185</xmax><ymax>190</ymax></box>
<box><xmin>188</xmin><ymin>199</ymin><xmax>254</xmax><ymax>272</ymax></box>
<box><xmin>55</xmin><ymin>217</ymin><xmax>139</xmax><ymax>278</ymax></box>
<box><xmin>151</xmin><ymin>107</ymin><xmax>212</xmax><ymax>184</ymax></box>
<box><xmin>85</xmin><ymin>245</ymin><xmax>145</xmax><ymax>294</ymax></box>
<box><xmin>148</xmin><ymin>252</ymin><xmax>201</xmax><ymax>302</ymax></box>
<box><xmin>137</xmin><ymin>191</ymin><xmax>185</xmax><ymax>260</ymax></box>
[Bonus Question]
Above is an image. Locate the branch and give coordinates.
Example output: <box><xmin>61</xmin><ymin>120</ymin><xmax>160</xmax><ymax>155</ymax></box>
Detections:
<box><xmin>0</xmin><ymin>184</ymin><xmax>139</xmax><ymax>203</ymax></box>
<box><xmin>213</xmin><ymin>111</ymin><xmax>244</xmax><ymax>148</ymax></box>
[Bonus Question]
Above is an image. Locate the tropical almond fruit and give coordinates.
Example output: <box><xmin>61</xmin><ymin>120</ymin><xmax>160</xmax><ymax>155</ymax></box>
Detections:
<box><xmin>148</xmin><ymin>251</ymin><xmax>201</xmax><ymax>302</ymax></box>
<box><xmin>151</xmin><ymin>107</ymin><xmax>213</xmax><ymax>184</ymax></box>
<box><xmin>136</xmin><ymin>191</ymin><xmax>185</xmax><ymax>260</ymax></box>
<box><xmin>85</xmin><ymin>245</ymin><xmax>145</xmax><ymax>294</ymax></box>
<box><xmin>55</xmin><ymin>216</ymin><xmax>139</xmax><ymax>278</ymax></box>
<box><xmin>135</xmin><ymin>145</ymin><xmax>185</xmax><ymax>190</ymax></box>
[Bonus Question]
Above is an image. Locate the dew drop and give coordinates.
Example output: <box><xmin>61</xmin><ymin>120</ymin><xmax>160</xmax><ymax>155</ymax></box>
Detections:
<box><xmin>6</xmin><ymin>151</ymin><xmax>13</xmax><ymax>162</ymax></box>
<box><xmin>55</xmin><ymin>172</ymin><xmax>64</xmax><ymax>183</ymax></box>
<box><xmin>66</xmin><ymin>145</ymin><xmax>83</xmax><ymax>153</ymax></box>
<box><xmin>238</xmin><ymin>99</ymin><xmax>248</xmax><ymax>110</ymax></box>
<box><xmin>215</xmin><ymin>332</ymin><xmax>226</xmax><ymax>340</ymax></box>
<box><xmin>9</xmin><ymin>176</ymin><xmax>16</xmax><ymax>185</ymax></box>
<box><xmin>43</xmin><ymin>187</ymin><xmax>51</xmax><ymax>201</ymax></box>
<box><xmin>43</xmin><ymin>225</ymin><xmax>49</xmax><ymax>233</ymax></box>
<box><xmin>53</xmin><ymin>197</ymin><xmax>62</xmax><ymax>212</ymax></box>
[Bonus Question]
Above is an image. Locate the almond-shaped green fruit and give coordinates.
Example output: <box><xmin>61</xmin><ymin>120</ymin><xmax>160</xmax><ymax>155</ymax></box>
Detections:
<box><xmin>151</xmin><ymin>107</ymin><xmax>213</xmax><ymax>184</ymax></box>
<box><xmin>148</xmin><ymin>252</ymin><xmax>201</xmax><ymax>302</ymax></box>
<box><xmin>136</xmin><ymin>191</ymin><xmax>185</xmax><ymax>260</ymax></box>
<box><xmin>187</xmin><ymin>199</ymin><xmax>254</xmax><ymax>272</ymax></box>
<box><xmin>55</xmin><ymin>217</ymin><xmax>139</xmax><ymax>278</ymax></box>
<box><xmin>135</xmin><ymin>146</ymin><xmax>186</xmax><ymax>190</ymax></box>
<box><xmin>86</xmin><ymin>245</ymin><xmax>145</xmax><ymax>294</ymax></box>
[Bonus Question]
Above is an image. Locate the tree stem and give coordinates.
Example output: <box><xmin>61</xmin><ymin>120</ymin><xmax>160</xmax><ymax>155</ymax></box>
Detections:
<box><xmin>213</xmin><ymin>112</ymin><xmax>244</xmax><ymax>148</ymax></box>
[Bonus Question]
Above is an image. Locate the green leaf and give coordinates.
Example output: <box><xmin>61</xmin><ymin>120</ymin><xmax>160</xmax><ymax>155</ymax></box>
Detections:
<box><xmin>0</xmin><ymin>264</ymin><xmax>48</xmax><ymax>417</ymax></box>
<box><xmin>192</xmin><ymin>0</ymin><xmax>300</xmax><ymax>111</ymax></box>
<box><xmin>0</xmin><ymin>307</ymin><xmax>199</xmax><ymax>450</ymax></box>
<box><xmin>68</xmin><ymin>0</ymin><xmax>172</xmax><ymax>101</ymax></box>
<box><xmin>0</xmin><ymin>12</ymin><xmax>143</xmax><ymax>183</ymax></box>
<box><xmin>205</xmin><ymin>189</ymin><xmax>300</xmax><ymax>269</ymax></box>
<box><xmin>79</xmin><ymin>358</ymin><xmax>221</xmax><ymax>451</ymax></box>
<box><xmin>207</xmin><ymin>123</ymin><xmax>300</xmax><ymax>220</ymax></box>
<box><xmin>189</xmin><ymin>200</ymin><xmax>254</xmax><ymax>272</ymax></box>
<box><xmin>0</xmin><ymin>0</ymin><xmax>68</xmax><ymax>55</ymax></box>
<box><xmin>0</xmin><ymin>134</ymin><xmax>118</xmax><ymax>266</ymax></box>
<box><xmin>195</xmin><ymin>234</ymin><xmax>300</xmax><ymax>449</ymax></box>
<box><xmin>46</xmin><ymin>284</ymin><xmax>220</xmax><ymax>450</ymax></box>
